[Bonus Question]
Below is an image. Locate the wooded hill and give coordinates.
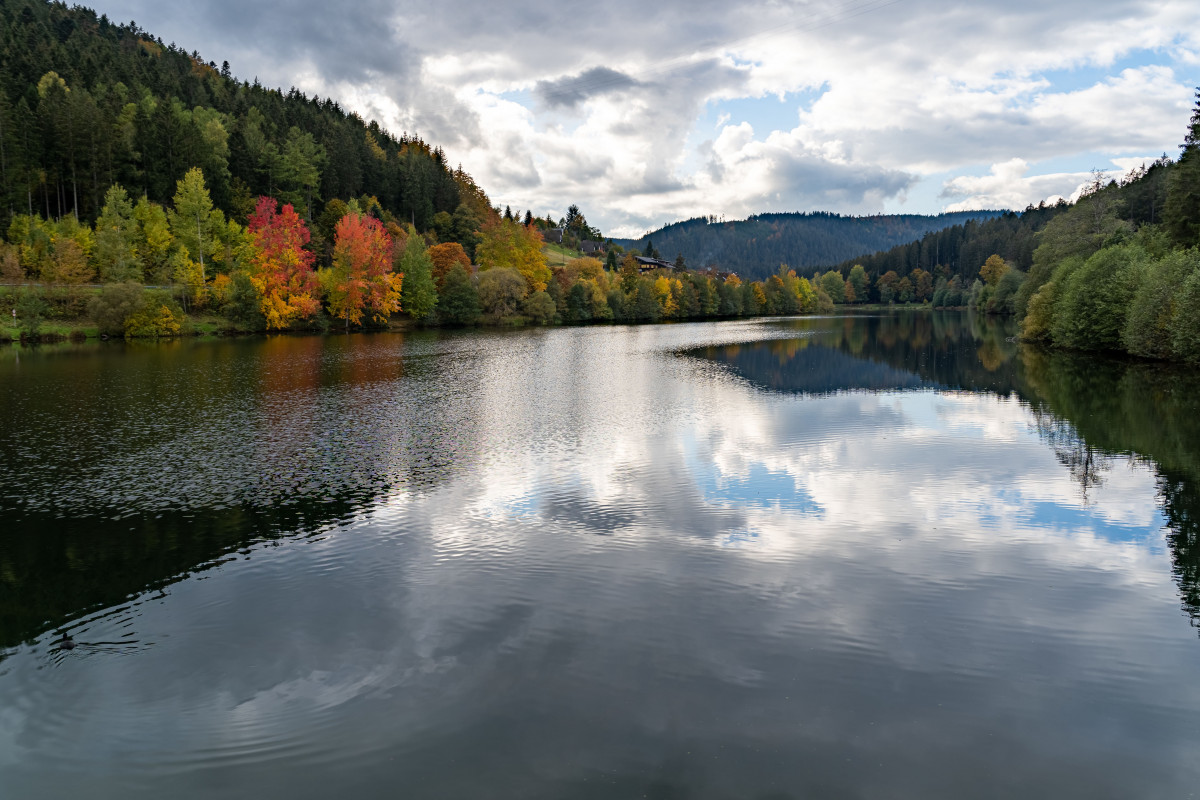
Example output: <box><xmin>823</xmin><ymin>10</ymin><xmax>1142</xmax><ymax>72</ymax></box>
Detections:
<box><xmin>614</xmin><ymin>210</ymin><xmax>1004</xmax><ymax>281</ymax></box>
<box><xmin>826</xmin><ymin>157</ymin><xmax>1173</xmax><ymax>286</ymax></box>
<box><xmin>0</xmin><ymin>0</ymin><xmax>490</xmax><ymax>236</ymax></box>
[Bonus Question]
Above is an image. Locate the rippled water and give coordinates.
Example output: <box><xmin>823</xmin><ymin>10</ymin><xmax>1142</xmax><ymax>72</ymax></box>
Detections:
<box><xmin>2</xmin><ymin>313</ymin><xmax>1199</xmax><ymax>798</ymax></box>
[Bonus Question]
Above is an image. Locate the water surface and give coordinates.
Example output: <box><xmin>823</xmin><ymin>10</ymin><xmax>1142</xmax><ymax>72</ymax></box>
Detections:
<box><xmin>1</xmin><ymin>312</ymin><xmax>1199</xmax><ymax>798</ymax></box>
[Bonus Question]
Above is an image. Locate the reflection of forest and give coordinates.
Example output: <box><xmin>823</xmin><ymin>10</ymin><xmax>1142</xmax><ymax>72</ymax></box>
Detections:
<box><xmin>692</xmin><ymin>311</ymin><xmax>1200</xmax><ymax>631</ymax></box>
<box><xmin>0</xmin><ymin>334</ymin><xmax>466</xmax><ymax>653</ymax></box>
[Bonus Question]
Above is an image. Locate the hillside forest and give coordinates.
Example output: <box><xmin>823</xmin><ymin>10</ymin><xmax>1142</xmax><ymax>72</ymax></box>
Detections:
<box><xmin>618</xmin><ymin>210</ymin><xmax>1004</xmax><ymax>282</ymax></box>
<box><xmin>815</xmin><ymin>89</ymin><xmax>1200</xmax><ymax>363</ymax></box>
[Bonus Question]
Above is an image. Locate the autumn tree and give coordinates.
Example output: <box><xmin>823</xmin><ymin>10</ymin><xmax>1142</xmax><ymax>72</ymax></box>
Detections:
<box><xmin>246</xmin><ymin>196</ymin><xmax>320</xmax><ymax>329</ymax></box>
<box><xmin>476</xmin><ymin>217</ymin><xmax>550</xmax><ymax>291</ymax></box>
<box><xmin>326</xmin><ymin>212</ymin><xmax>402</xmax><ymax>327</ymax></box>
<box><xmin>428</xmin><ymin>241</ymin><xmax>471</xmax><ymax>287</ymax></box>
<box><xmin>134</xmin><ymin>196</ymin><xmax>173</xmax><ymax>284</ymax></box>
<box><xmin>42</xmin><ymin>237</ymin><xmax>93</xmax><ymax>284</ymax></box>
<box><xmin>877</xmin><ymin>270</ymin><xmax>900</xmax><ymax>303</ymax></box>
<box><xmin>169</xmin><ymin>167</ymin><xmax>225</xmax><ymax>283</ymax></box>
<box><xmin>478</xmin><ymin>267</ymin><xmax>527</xmax><ymax>321</ymax></box>
<box><xmin>979</xmin><ymin>254</ymin><xmax>1009</xmax><ymax>286</ymax></box>
<box><xmin>911</xmin><ymin>268</ymin><xmax>933</xmax><ymax>302</ymax></box>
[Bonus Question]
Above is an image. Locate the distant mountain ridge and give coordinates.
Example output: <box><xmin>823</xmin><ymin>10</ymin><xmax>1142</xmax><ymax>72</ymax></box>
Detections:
<box><xmin>614</xmin><ymin>211</ymin><xmax>1006</xmax><ymax>280</ymax></box>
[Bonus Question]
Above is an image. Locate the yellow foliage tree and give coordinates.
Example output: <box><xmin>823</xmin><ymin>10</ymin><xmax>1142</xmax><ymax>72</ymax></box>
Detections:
<box><xmin>980</xmin><ymin>254</ymin><xmax>1009</xmax><ymax>287</ymax></box>
<box><xmin>654</xmin><ymin>275</ymin><xmax>678</xmax><ymax>317</ymax></box>
<box><xmin>476</xmin><ymin>218</ymin><xmax>550</xmax><ymax>291</ymax></box>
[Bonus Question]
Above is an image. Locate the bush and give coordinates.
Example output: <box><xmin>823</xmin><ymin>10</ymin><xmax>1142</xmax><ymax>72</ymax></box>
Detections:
<box><xmin>88</xmin><ymin>282</ymin><xmax>144</xmax><ymax>336</ymax></box>
<box><xmin>14</xmin><ymin>289</ymin><xmax>48</xmax><ymax>339</ymax></box>
<box><xmin>477</xmin><ymin>267</ymin><xmax>527</xmax><ymax>322</ymax></box>
<box><xmin>1020</xmin><ymin>280</ymin><xmax>1058</xmax><ymax>341</ymax></box>
<box><xmin>523</xmin><ymin>290</ymin><xmax>557</xmax><ymax>325</ymax></box>
<box><xmin>123</xmin><ymin>290</ymin><xmax>184</xmax><ymax>339</ymax></box>
<box><xmin>1170</xmin><ymin>267</ymin><xmax>1200</xmax><ymax>362</ymax></box>
<box><xmin>437</xmin><ymin>264</ymin><xmax>481</xmax><ymax>325</ymax></box>
<box><xmin>1051</xmin><ymin>245</ymin><xmax>1146</xmax><ymax>351</ymax></box>
<box><xmin>221</xmin><ymin>272</ymin><xmax>266</xmax><ymax>330</ymax></box>
<box><xmin>1122</xmin><ymin>249</ymin><xmax>1199</xmax><ymax>359</ymax></box>
<box><xmin>989</xmin><ymin>269</ymin><xmax>1025</xmax><ymax>315</ymax></box>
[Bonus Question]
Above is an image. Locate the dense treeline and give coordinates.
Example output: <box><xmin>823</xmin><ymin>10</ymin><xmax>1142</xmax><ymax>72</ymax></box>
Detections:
<box><xmin>816</xmin><ymin>91</ymin><xmax>1200</xmax><ymax>355</ymax></box>
<box><xmin>829</xmin><ymin>203</ymin><xmax>1069</xmax><ymax>286</ymax></box>
<box><xmin>0</xmin><ymin>0</ymin><xmax>489</xmax><ymax>240</ymax></box>
<box><xmin>1016</xmin><ymin>93</ymin><xmax>1200</xmax><ymax>363</ymax></box>
<box><xmin>0</xmin><ymin>164</ymin><xmax>840</xmax><ymax>340</ymax></box>
<box><xmin>614</xmin><ymin>210</ymin><xmax>1004</xmax><ymax>282</ymax></box>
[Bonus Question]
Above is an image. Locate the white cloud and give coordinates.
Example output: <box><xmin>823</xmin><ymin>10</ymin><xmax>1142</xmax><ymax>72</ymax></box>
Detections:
<box><xmin>940</xmin><ymin>159</ymin><xmax>1095</xmax><ymax>212</ymax></box>
<box><xmin>88</xmin><ymin>0</ymin><xmax>1200</xmax><ymax>235</ymax></box>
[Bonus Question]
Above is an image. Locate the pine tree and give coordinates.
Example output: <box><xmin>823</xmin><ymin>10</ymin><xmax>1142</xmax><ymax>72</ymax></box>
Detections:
<box><xmin>1165</xmin><ymin>89</ymin><xmax>1200</xmax><ymax>247</ymax></box>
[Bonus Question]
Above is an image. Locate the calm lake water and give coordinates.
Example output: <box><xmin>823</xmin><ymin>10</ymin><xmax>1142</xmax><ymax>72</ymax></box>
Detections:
<box><xmin>2</xmin><ymin>312</ymin><xmax>1199</xmax><ymax>798</ymax></box>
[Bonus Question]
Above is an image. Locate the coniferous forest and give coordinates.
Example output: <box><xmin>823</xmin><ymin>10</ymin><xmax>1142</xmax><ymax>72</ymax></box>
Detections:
<box><xmin>0</xmin><ymin>0</ymin><xmax>480</xmax><ymax>232</ymax></box>
<box><xmin>617</xmin><ymin>210</ymin><xmax>1004</xmax><ymax>282</ymax></box>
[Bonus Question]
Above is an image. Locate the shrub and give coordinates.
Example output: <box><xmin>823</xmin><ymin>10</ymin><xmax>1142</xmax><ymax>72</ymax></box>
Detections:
<box><xmin>437</xmin><ymin>264</ymin><xmax>481</xmax><ymax>325</ymax></box>
<box><xmin>88</xmin><ymin>282</ymin><xmax>144</xmax><ymax>336</ymax></box>
<box><xmin>477</xmin><ymin>267</ymin><xmax>527</xmax><ymax>322</ymax></box>
<box><xmin>1051</xmin><ymin>245</ymin><xmax>1146</xmax><ymax>351</ymax></box>
<box><xmin>1170</xmin><ymin>267</ymin><xmax>1200</xmax><ymax>362</ymax></box>
<box><xmin>1123</xmin><ymin>249</ymin><xmax>1199</xmax><ymax>359</ymax></box>
<box><xmin>14</xmin><ymin>289</ymin><xmax>48</xmax><ymax>338</ymax></box>
<box><xmin>523</xmin><ymin>290</ymin><xmax>557</xmax><ymax>325</ymax></box>
<box><xmin>123</xmin><ymin>290</ymin><xmax>184</xmax><ymax>339</ymax></box>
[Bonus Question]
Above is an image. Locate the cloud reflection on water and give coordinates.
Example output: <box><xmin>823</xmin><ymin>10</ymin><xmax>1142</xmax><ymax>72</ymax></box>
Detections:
<box><xmin>0</xmin><ymin>316</ymin><xmax>1198</xmax><ymax>798</ymax></box>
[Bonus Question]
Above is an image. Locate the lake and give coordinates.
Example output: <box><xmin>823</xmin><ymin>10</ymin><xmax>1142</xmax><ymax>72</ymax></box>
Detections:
<box><xmin>1</xmin><ymin>311</ymin><xmax>1199</xmax><ymax>798</ymax></box>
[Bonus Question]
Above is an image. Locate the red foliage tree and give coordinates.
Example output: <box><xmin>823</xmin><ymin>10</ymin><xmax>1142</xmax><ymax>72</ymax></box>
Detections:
<box><xmin>327</xmin><ymin>212</ymin><xmax>402</xmax><ymax>326</ymax></box>
<box><xmin>247</xmin><ymin>196</ymin><xmax>320</xmax><ymax>329</ymax></box>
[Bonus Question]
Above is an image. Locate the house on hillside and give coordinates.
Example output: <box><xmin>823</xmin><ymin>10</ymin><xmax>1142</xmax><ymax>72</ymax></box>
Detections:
<box><xmin>543</xmin><ymin>228</ymin><xmax>564</xmax><ymax>244</ymax></box>
<box><xmin>635</xmin><ymin>256</ymin><xmax>675</xmax><ymax>272</ymax></box>
<box><xmin>581</xmin><ymin>240</ymin><xmax>605</xmax><ymax>256</ymax></box>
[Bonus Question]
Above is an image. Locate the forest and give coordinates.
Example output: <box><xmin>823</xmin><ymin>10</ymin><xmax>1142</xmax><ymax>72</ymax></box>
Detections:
<box><xmin>0</xmin><ymin>0</ymin><xmax>856</xmax><ymax>339</ymax></box>
<box><xmin>616</xmin><ymin>210</ymin><xmax>1004</xmax><ymax>282</ymax></box>
<box><xmin>811</xmin><ymin>89</ymin><xmax>1200</xmax><ymax>363</ymax></box>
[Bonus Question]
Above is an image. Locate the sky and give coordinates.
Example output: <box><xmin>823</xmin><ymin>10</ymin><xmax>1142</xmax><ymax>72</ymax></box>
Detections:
<box><xmin>87</xmin><ymin>0</ymin><xmax>1200</xmax><ymax>238</ymax></box>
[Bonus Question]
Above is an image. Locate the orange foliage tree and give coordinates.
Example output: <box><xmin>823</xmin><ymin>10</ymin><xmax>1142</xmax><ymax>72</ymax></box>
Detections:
<box><xmin>429</xmin><ymin>242</ymin><xmax>471</xmax><ymax>287</ymax></box>
<box><xmin>247</xmin><ymin>196</ymin><xmax>320</xmax><ymax>329</ymax></box>
<box><xmin>327</xmin><ymin>212</ymin><xmax>402</xmax><ymax>326</ymax></box>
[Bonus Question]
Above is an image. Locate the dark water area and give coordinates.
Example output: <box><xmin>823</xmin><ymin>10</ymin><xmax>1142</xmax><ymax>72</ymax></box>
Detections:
<box><xmin>1</xmin><ymin>312</ymin><xmax>1199</xmax><ymax>798</ymax></box>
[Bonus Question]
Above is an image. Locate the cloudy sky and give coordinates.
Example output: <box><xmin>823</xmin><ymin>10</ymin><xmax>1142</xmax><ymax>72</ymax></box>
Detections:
<box><xmin>89</xmin><ymin>0</ymin><xmax>1200</xmax><ymax>237</ymax></box>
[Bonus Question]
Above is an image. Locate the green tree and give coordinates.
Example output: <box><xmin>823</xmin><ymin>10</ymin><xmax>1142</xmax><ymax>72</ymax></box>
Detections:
<box><xmin>819</xmin><ymin>270</ymin><xmax>846</xmax><ymax>304</ymax></box>
<box><xmin>1123</xmin><ymin>249</ymin><xmax>1199</xmax><ymax>359</ymax></box>
<box><xmin>437</xmin><ymin>264</ymin><xmax>481</xmax><ymax>325</ymax></box>
<box><xmin>1051</xmin><ymin>244</ymin><xmax>1146</xmax><ymax>350</ymax></box>
<box><xmin>94</xmin><ymin>185</ymin><xmax>142</xmax><ymax>282</ymax></box>
<box><xmin>169</xmin><ymin>167</ymin><xmax>223</xmax><ymax>282</ymax></box>
<box><xmin>397</xmin><ymin>226</ymin><xmax>438</xmax><ymax>321</ymax></box>
<box><xmin>1170</xmin><ymin>265</ymin><xmax>1200</xmax><ymax>362</ymax></box>
<box><xmin>279</xmin><ymin>127</ymin><xmax>326</xmax><ymax>221</ymax></box>
<box><xmin>1165</xmin><ymin>90</ymin><xmax>1200</xmax><ymax>247</ymax></box>
<box><xmin>478</xmin><ymin>267</ymin><xmax>527</xmax><ymax>322</ymax></box>
<box><xmin>848</xmin><ymin>264</ymin><xmax>868</xmax><ymax>303</ymax></box>
<box><xmin>522</xmin><ymin>289</ymin><xmax>557</xmax><ymax>324</ymax></box>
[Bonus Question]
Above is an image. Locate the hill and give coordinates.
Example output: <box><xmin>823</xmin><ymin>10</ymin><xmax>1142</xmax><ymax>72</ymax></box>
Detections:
<box><xmin>0</xmin><ymin>0</ymin><xmax>490</xmax><ymax>239</ymax></box>
<box><xmin>614</xmin><ymin>210</ymin><xmax>1005</xmax><ymax>281</ymax></box>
